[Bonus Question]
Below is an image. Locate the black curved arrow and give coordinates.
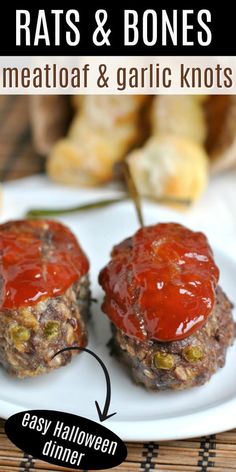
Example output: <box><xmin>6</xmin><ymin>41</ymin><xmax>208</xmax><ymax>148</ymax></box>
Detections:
<box><xmin>52</xmin><ymin>347</ymin><xmax>117</xmax><ymax>422</ymax></box>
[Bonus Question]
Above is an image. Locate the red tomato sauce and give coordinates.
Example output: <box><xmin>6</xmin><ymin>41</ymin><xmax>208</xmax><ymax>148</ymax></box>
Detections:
<box><xmin>99</xmin><ymin>223</ymin><xmax>219</xmax><ymax>342</ymax></box>
<box><xmin>0</xmin><ymin>220</ymin><xmax>89</xmax><ymax>309</ymax></box>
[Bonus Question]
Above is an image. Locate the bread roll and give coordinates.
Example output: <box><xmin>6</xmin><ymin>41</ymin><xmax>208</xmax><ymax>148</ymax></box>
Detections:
<box><xmin>47</xmin><ymin>114</ymin><xmax>139</xmax><ymax>186</ymax></box>
<box><xmin>80</xmin><ymin>95</ymin><xmax>147</xmax><ymax>129</ymax></box>
<box><xmin>47</xmin><ymin>96</ymin><xmax>148</xmax><ymax>186</ymax></box>
<box><xmin>127</xmin><ymin>135</ymin><xmax>208</xmax><ymax>202</ymax></box>
<box><xmin>151</xmin><ymin>96</ymin><xmax>207</xmax><ymax>145</ymax></box>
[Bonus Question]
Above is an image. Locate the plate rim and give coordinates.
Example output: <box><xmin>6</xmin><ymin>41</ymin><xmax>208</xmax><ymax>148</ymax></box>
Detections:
<box><xmin>1</xmin><ymin>395</ymin><xmax>236</xmax><ymax>441</ymax></box>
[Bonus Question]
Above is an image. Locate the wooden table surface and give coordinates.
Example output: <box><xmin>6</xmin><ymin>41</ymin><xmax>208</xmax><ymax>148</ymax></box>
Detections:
<box><xmin>0</xmin><ymin>95</ymin><xmax>235</xmax><ymax>472</ymax></box>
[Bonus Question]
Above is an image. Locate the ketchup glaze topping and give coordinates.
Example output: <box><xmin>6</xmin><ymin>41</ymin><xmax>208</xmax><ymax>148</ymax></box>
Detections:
<box><xmin>99</xmin><ymin>223</ymin><xmax>219</xmax><ymax>342</ymax></box>
<box><xmin>0</xmin><ymin>220</ymin><xmax>89</xmax><ymax>310</ymax></box>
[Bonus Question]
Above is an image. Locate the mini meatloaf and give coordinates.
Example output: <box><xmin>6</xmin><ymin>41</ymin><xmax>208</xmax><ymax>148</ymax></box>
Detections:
<box><xmin>99</xmin><ymin>223</ymin><xmax>235</xmax><ymax>391</ymax></box>
<box><xmin>0</xmin><ymin>220</ymin><xmax>90</xmax><ymax>378</ymax></box>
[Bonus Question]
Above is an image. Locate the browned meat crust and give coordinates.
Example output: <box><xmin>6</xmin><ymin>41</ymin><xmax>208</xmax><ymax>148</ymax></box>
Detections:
<box><xmin>0</xmin><ymin>276</ymin><xmax>90</xmax><ymax>379</ymax></box>
<box><xmin>111</xmin><ymin>287</ymin><xmax>235</xmax><ymax>390</ymax></box>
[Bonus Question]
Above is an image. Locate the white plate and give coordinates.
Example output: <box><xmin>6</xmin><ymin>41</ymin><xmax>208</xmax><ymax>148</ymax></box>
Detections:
<box><xmin>1</xmin><ymin>175</ymin><xmax>236</xmax><ymax>441</ymax></box>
